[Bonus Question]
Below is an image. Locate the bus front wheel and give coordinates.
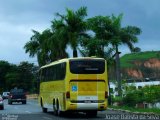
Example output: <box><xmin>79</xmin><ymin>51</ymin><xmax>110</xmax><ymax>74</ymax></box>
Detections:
<box><xmin>41</xmin><ymin>99</ymin><xmax>47</xmax><ymax>113</ymax></box>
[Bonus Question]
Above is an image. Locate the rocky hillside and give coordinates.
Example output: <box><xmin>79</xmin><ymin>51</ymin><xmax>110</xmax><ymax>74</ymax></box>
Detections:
<box><xmin>120</xmin><ymin>51</ymin><xmax>160</xmax><ymax>79</ymax></box>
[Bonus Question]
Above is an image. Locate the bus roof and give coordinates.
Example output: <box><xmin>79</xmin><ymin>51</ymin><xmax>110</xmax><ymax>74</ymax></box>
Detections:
<box><xmin>40</xmin><ymin>57</ymin><xmax>105</xmax><ymax>69</ymax></box>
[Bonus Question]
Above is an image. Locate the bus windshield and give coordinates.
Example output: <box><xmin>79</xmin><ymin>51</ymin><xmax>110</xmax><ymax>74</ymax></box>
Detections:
<box><xmin>69</xmin><ymin>59</ymin><xmax>105</xmax><ymax>74</ymax></box>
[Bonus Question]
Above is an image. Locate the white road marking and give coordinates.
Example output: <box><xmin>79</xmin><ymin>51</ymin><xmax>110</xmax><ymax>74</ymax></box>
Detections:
<box><xmin>25</xmin><ymin>111</ymin><xmax>31</xmax><ymax>113</ymax></box>
<box><xmin>43</xmin><ymin>117</ymin><xmax>52</xmax><ymax>120</ymax></box>
<box><xmin>14</xmin><ymin>106</ymin><xmax>18</xmax><ymax>109</ymax></box>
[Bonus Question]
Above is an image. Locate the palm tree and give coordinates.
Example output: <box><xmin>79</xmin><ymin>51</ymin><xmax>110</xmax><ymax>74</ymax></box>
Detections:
<box><xmin>87</xmin><ymin>16</ymin><xmax>113</xmax><ymax>57</ymax></box>
<box><xmin>24</xmin><ymin>28</ymin><xmax>68</xmax><ymax>66</ymax></box>
<box><xmin>49</xmin><ymin>19</ymin><xmax>69</xmax><ymax>61</ymax></box>
<box><xmin>131</xmin><ymin>47</ymin><xmax>141</xmax><ymax>53</ymax></box>
<box><xmin>85</xmin><ymin>14</ymin><xmax>141</xmax><ymax>97</ymax></box>
<box><xmin>24</xmin><ymin>29</ymin><xmax>52</xmax><ymax>66</ymax></box>
<box><xmin>110</xmin><ymin>14</ymin><xmax>141</xmax><ymax>96</ymax></box>
<box><xmin>56</xmin><ymin>7</ymin><xmax>88</xmax><ymax>57</ymax></box>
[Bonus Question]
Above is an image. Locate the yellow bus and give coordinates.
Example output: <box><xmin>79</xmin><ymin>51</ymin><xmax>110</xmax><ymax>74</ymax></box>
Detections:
<box><xmin>39</xmin><ymin>57</ymin><xmax>108</xmax><ymax>116</ymax></box>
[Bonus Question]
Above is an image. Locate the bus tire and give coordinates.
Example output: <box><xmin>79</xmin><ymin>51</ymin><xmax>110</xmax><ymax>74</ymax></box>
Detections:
<box><xmin>22</xmin><ymin>100</ymin><xmax>26</xmax><ymax>104</ymax></box>
<box><xmin>41</xmin><ymin>98</ymin><xmax>47</xmax><ymax>113</ymax></box>
<box><xmin>42</xmin><ymin>107</ymin><xmax>47</xmax><ymax>113</ymax></box>
<box><xmin>86</xmin><ymin>111</ymin><xmax>97</xmax><ymax>117</ymax></box>
<box><xmin>53</xmin><ymin>99</ymin><xmax>58</xmax><ymax>116</ymax></box>
<box><xmin>57</xmin><ymin>100</ymin><xmax>63</xmax><ymax>116</ymax></box>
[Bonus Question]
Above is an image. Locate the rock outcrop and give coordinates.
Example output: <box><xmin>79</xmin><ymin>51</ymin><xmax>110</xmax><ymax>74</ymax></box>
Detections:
<box><xmin>123</xmin><ymin>58</ymin><xmax>160</xmax><ymax>78</ymax></box>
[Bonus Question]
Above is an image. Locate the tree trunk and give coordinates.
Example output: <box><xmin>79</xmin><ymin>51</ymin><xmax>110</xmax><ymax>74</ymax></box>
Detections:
<box><xmin>73</xmin><ymin>48</ymin><xmax>78</xmax><ymax>57</ymax></box>
<box><xmin>101</xmin><ymin>45</ymin><xmax>105</xmax><ymax>57</ymax></box>
<box><xmin>115</xmin><ymin>45</ymin><xmax>122</xmax><ymax>97</ymax></box>
<box><xmin>108</xmin><ymin>80</ymin><xmax>112</xmax><ymax>105</ymax></box>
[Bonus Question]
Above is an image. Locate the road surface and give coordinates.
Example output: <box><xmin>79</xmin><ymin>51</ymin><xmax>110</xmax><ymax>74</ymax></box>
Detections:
<box><xmin>0</xmin><ymin>99</ymin><xmax>159</xmax><ymax>120</ymax></box>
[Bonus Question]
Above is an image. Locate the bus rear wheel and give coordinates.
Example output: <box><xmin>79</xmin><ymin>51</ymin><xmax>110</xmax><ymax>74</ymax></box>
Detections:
<box><xmin>56</xmin><ymin>101</ymin><xmax>63</xmax><ymax>116</ymax></box>
<box><xmin>42</xmin><ymin>107</ymin><xmax>47</xmax><ymax>113</ymax></box>
<box><xmin>53</xmin><ymin>100</ymin><xmax>58</xmax><ymax>116</ymax></box>
<box><xmin>86</xmin><ymin>111</ymin><xmax>97</xmax><ymax>117</ymax></box>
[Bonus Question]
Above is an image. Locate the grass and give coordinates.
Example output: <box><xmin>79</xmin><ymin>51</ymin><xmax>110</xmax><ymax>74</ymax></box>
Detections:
<box><xmin>120</xmin><ymin>51</ymin><xmax>160</xmax><ymax>68</ymax></box>
<box><xmin>109</xmin><ymin>105</ymin><xmax>160</xmax><ymax>115</ymax></box>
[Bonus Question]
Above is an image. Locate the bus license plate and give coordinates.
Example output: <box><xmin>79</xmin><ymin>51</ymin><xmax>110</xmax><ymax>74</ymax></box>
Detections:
<box><xmin>85</xmin><ymin>100</ymin><xmax>91</xmax><ymax>103</ymax></box>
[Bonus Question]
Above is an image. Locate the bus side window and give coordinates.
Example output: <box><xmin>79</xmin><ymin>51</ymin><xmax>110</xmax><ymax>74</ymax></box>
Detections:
<box><xmin>53</xmin><ymin>65</ymin><xmax>56</xmax><ymax>81</ymax></box>
<box><xmin>49</xmin><ymin>67</ymin><xmax>52</xmax><ymax>81</ymax></box>
<box><xmin>42</xmin><ymin>69</ymin><xmax>46</xmax><ymax>82</ymax></box>
<box><xmin>41</xmin><ymin>69</ymin><xmax>44</xmax><ymax>82</ymax></box>
<box><xmin>61</xmin><ymin>62</ymin><xmax>66</xmax><ymax>79</ymax></box>
<box><xmin>46</xmin><ymin>68</ymin><xmax>49</xmax><ymax>81</ymax></box>
<box><xmin>39</xmin><ymin>70</ymin><xmax>42</xmax><ymax>82</ymax></box>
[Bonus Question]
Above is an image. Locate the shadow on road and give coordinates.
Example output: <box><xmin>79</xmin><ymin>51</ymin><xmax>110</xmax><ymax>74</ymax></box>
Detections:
<box><xmin>46</xmin><ymin>111</ymin><xmax>105</xmax><ymax>119</ymax></box>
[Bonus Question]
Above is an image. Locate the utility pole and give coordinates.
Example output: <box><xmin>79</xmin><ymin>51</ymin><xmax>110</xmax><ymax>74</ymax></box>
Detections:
<box><xmin>115</xmin><ymin>45</ymin><xmax>122</xmax><ymax>97</ymax></box>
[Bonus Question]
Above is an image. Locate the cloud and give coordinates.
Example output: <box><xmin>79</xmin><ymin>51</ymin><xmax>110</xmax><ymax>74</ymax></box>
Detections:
<box><xmin>0</xmin><ymin>0</ymin><xmax>160</xmax><ymax>64</ymax></box>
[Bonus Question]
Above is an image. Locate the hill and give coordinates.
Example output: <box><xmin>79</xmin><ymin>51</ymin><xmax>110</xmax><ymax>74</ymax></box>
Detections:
<box><xmin>120</xmin><ymin>51</ymin><xmax>160</xmax><ymax>79</ymax></box>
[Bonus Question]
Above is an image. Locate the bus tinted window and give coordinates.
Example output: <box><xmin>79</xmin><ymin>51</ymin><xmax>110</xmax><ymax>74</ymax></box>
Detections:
<box><xmin>40</xmin><ymin>62</ymin><xmax>66</xmax><ymax>81</ymax></box>
<box><xmin>70</xmin><ymin>59</ymin><xmax>105</xmax><ymax>74</ymax></box>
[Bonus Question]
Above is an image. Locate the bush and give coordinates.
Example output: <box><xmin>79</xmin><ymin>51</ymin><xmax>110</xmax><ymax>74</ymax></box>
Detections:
<box><xmin>112</xmin><ymin>96</ymin><xmax>122</xmax><ymax>102</ymax></box>
<box><xmin>112</xmin><ymin>96</ymin><xmax>123</xmax><ymax>106</ymax></box>
<box><xmin>123</xmin><ymin>92</ymin><xmax>137</xmax><ymax>107</ymax></box>
<box><xmin>112</xmin><ymin>85</ymin><xmax>160</xmax><ymax>107</ymax></box>
<box><xmin>122</xmin><ymin>85</ymin><xmax>160</xmax><ymax>107</ymax></box>
<box><xmin>123</xmin><ymin>90</ymin><xmax>145</xmax><ymax>107</ymax></box>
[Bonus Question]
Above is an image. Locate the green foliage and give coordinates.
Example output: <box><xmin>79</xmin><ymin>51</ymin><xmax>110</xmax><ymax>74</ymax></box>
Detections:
<box><xmin>24</xmin><ymin>7</ymin><xmax>89</xmax><ymax>66</ymax></box>
<box><xmin>24</xmin><ymin>29</ymin><xmax>55</xmax><ymax>66</ymax></box>
<box><xmin>24</xmin><ymin>7</ymin><xmax>141</xmax><ymax>68</ymax></box>
<box><xmin>131</xmin><ymin>47</ymin><xmax>141</xmax><ymax>53</ymax></box>
<box><xmin>112</xmin><ymin>96</ymin><xmax>123</xmax><ymax>103</ymax></box>
<box><xmin>56</xmin><ymin>7</ymin><xmax>88</xmax><ymax>57</ymax></box>
<box><xmin>0</xmin><ymin>61</ymin><xmax>11</xmax><ymax>92</ymax></box>
<box><xmin>17</xmin><ymin>62</ymin><xmax>37</xmax><ymax>92</ymax></box>
<box><xmin>5</xmin><ymin>72</ymin><xmax>20</xmax><ymax>90</ymax></box>
<box><xmin>122</xmin><ymin>85</ymin><xmax>160</xmax><ymax>107</ymax></box>
<box><xmin>142</xmin><ymin>85</ymin><xmax>160</xmax><ymax>103</ymax></box>
<box><xmin>0</xmin><ymin>60</ymin><xmax>38</xmax><ymax>93</ymax></box>
<box><xmin>123</xmin><ymin>90</ymin><xmax>145</xmax><ymax>107</ymax></box>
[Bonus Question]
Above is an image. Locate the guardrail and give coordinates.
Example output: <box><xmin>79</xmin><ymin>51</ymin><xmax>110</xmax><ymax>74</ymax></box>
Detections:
<box><xmin>26</xmin><ymin>94</ymin><xmax>38</xmax><ymax>99</ymax></box>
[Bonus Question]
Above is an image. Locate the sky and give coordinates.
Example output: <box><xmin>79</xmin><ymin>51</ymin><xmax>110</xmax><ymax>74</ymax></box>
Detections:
<box><xmin>0</xmin><ymin>0</ymin><xmax>160</xmax><ymax>65</ymax></box>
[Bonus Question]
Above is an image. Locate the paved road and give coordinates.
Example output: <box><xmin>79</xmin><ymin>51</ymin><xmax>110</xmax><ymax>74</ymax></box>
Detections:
<box><xmin>1</xmin><ymin>99</ymin><xmax>159</xmax><ymax>120</ymax></box>
<box><xmin>0</xmin><ymin>99</ymin><xmax>107</xmax><ymax>120</ymax></box>
<box><xmin>0</xmin><ymin>99</ymin><xmax>40</xmax><ymax>114</ymax></box>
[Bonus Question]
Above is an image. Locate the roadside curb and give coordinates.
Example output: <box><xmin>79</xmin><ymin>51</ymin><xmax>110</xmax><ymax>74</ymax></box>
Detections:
<box><xmin>107</xmin><ymin>108</ymin><xmax>160</xmax><ymax>116</ymax></box>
